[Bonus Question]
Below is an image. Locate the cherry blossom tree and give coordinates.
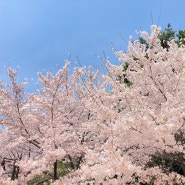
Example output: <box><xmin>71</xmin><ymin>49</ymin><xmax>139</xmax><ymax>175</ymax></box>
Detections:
<box><xmin>0</xmin><ymin>68</ymin><xmax>41</xmax><ymax>182</ymax></box>
<box><xmin>20</xmin><ymin>62</ymin><xmax>88</xmax><ymax>182</ymax></box>
<box><xmin>1</xmin><ymin>25</ymin><xmax>185</xmax><ymax>184</ymax></box>
<box><xmin>58</xmin><ymin>25</ymin><xmax>185</xmax><ymax>184</ymax></box>
<box><xmin>0</xmin><ymin>63</ymin><xmax>89</xmax><ymax>184</ymax></box>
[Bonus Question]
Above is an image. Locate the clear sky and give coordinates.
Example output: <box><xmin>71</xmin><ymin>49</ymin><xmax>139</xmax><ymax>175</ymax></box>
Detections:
<box><xmin>0</xmin><ymin>0</ymin><xmax>185</xmax><ymax>91</ymax></box>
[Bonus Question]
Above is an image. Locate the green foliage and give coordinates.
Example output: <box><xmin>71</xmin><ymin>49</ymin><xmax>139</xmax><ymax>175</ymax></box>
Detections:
<box><xmin>147</xmin><ymin>152</ymin><xmax>185</xmax><ymax>176</ymax></box>
<box><xmin>139</xmin><ymin>23</ymin><xmax>185</xmax><ymax>51</ymax></box>
<box><xmin>116</xmin><ymin>63</ymin><xmax>133</xmax><ymax>87</ymax></box>
<box><xmin>158</xmin><ymin>23</ymin><xmax>185</xmax><ymax>49</ymax></box>
<box><xmin>27</xmin><ymin>159</ymin><xmax>77</xmax><ymax>185</ymax></box>
<box><xmin>27</xmin><ymin>173</ymin><xmax>51</xmax><ymax>185</ymax></box>
<box><xmin>126</xmin><ymin>173</ymin><xmax>155</xmax><ymax>185</ymax></box>
<box><xmin>123</xmin><ymin>78</ymin><xmax>133</xmax><ymax>87</ymax></box>
<box><xmin>176</xmin><ymin>30</ymin><xmax>185</xmax><ymax>46</ymax></box>
<box><xmin>158</xmin><ymin>23</ymin><xmax>176</xmax><ymax>50</ymax></box>
<box><xmin>138</xmin><ymin>37</ymin><xmax>149</xmax><ymax>51</ymax></box>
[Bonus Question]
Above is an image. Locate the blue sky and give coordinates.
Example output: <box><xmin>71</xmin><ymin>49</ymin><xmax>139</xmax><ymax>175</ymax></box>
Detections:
<box><xmin>0</xmin><ymin>0</ymin><xmax>185</xmax><ymax>91</ymax></box>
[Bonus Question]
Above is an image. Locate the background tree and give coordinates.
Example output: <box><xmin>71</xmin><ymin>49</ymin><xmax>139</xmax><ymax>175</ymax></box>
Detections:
<box><xmin>158</xmin><ymin>23</ymin><xmax>175</xmax><ymax>50</ymax></box>
<box><xmin>176</xmin><ymin>30</ymin><xmax>185</xmax><ymax>46</ymax></box>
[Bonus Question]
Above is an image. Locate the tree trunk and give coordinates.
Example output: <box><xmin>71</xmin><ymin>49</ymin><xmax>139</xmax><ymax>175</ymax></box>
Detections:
<box><xmin>179</xmin><ymin>154</ymin><xmax>185</xmax><ymax>176</ymax></box>
<box><xmin>11</xmin><ymin>163</ymin><xmax>19</xmax><ymax>180</ymax></box>
<box><xmin>11</xmin><ymin>160</ymin><xmax>17</xmax><ymax>180</ymax></box>
<box><xmin>53</xmin><ymin>160</ymin><xmax>58</xmax><ymax>181</ymax></box>
<box><xmin>15</xmin><ymin>166</ymin><xmax>19</xmax><ymax>179</ymax></box>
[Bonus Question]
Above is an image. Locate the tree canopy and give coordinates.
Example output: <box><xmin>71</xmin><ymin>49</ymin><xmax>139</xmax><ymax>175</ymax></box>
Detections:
<box><xmin>0</xmin><ymin>25</ymin><xmax>185</xmax><ymax>184</ymax></box>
